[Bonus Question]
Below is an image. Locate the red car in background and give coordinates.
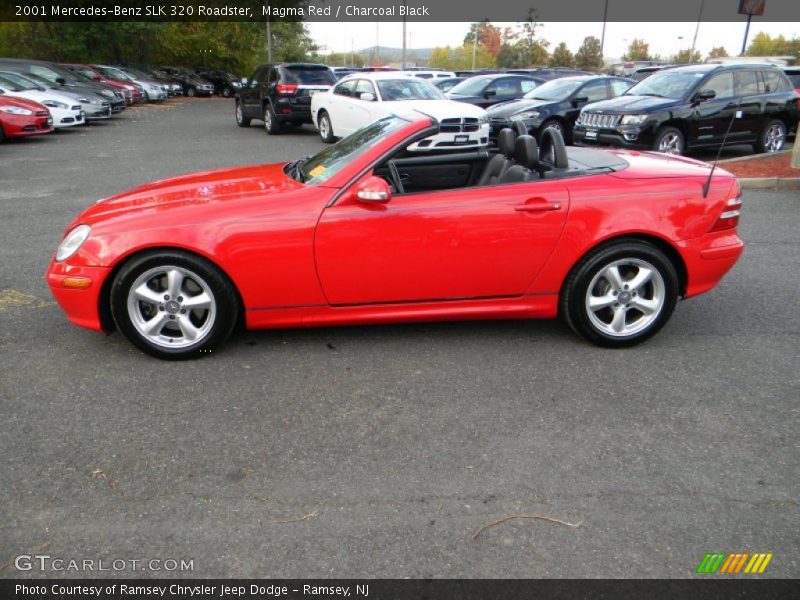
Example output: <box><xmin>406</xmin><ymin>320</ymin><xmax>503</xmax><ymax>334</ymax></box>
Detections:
<box><xmin>47</xmin><ymin>113</ymin><xmax>743</xmax><ymax>359</ymax></box>
<box><xmin>0</xmin><ymin>95</ymin><xmax>53</xmax><ymax>141</ymax></box>
<box><xmin>62</xmin><ymin>63</ymin><xmax>141</xmax><ymax>105</ymax></box>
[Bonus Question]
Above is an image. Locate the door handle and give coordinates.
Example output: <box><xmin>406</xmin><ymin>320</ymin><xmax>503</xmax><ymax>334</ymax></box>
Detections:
<box><xmin>515</xmin><ymin>199</ymin><xmax>562</xmax><ymax>212</ymax></box>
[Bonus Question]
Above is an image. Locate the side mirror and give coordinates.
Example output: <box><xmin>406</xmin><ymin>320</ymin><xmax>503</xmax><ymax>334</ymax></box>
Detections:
<box><xmin>572</xmin><ymin>95</ymin><xmax>589</xmax><ymax>106</ymax></box>
<box><xmin>694</xmin><ymin>89</ymin><xmax>716</xmax><ymax>102</ymax></box>
<box><xmin>354</xmin><ymin>176</ymin><xmax>391</xmax><ymax>203</ymax></box>
<box><xmin>483</xmin><ymin>90</ymin><xmax>496</xmax><ymax>98</ymax></box>
<box><xmin>359</xmin><ymin>92</ymin><xmax>375</xmax><ymax>102</ymax></box>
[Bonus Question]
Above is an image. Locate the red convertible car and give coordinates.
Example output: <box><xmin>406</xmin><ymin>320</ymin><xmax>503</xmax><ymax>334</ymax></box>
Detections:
<box><xmin>47</xmin><ymin>113</ymin><xmax>743</xmax><ymax>359</ymax></box>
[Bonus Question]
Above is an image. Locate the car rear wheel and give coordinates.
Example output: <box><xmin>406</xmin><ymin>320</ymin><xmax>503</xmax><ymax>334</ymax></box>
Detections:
<box><xmin>187</xmin><ymin>87</ymin><xmax>196</xmax><ymax>97</ymax></box>
<box><xmin>235</xmin><ymin>101</ymin><xmax>251</xmax><ymax>127</ymax></box>
<box><xmin>754</xmin><ymin>119</ymin><xmax>786</xmax><ymax>154</ymax></box>
<box><xmin>318</xmin><ymin>111</ymin><xmax>335</xmax><ymax>143</ymax></box>
<box><xmin>653</xmin><ymin>127</ymin><xmax>684</xmax><ymax>155</ymax></box>
<box><xmin>561</xmin><ymin>241</ymin><xmax>678</xmax><ymax>347</ymax></box>
<box><xmin>222</xmin><ymin>87</ymin><xmax>232</xmax><ymax>98</ymax></box>
<box><xmin>110</xmin><ymin>251</ymin><xmax>239</xmax><ymax>360</ymax></box>
<box><xmin>264</xmin><ymin>104</ymin><xmax>282</xmax><ymax>135</ymax></box>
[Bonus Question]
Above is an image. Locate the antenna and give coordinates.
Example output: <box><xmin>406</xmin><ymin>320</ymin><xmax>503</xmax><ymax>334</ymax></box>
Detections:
<box><xmin>703</xmin><ymin>96</ymin><xmax>743</xmax><ymax>198</ymax></box>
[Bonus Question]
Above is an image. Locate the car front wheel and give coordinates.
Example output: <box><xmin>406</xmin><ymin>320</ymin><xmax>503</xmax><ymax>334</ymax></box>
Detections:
<box><xmin>318</xmin><ymin>111</ymin><xmax>335</xmax><ymax>143</ymax></box>
<box><xmin>222</xmin><ymin>87</ymin><xmax>232</xmax><ymax>98</ymax></box>
<box><xmin>653</xmin><ymin>126</ymin><xmax>684</xmax><ymax>155</ymax></box>
<box><xmin>110</xmin><ymin>251</ymin><xmax>239</xmax><ymax>360</ymax></box>
<box><xmin>755</xmin><ymin>119</ymin><xmax>786</xmax><ymax>154</ymax></box>
<box><xmin>186</xmin><ymin>87</ymin><xmax>196</xmax><ymax>97</ymax></box>
<box><xmin>561</xmin><ymin>241</ymin><xmax>679</xmax><ymax>347</ymax></box>
<box><xmin>235</xmin><ymin>101</ymin><xmax>251</xmax><ymax>127</ymax></box>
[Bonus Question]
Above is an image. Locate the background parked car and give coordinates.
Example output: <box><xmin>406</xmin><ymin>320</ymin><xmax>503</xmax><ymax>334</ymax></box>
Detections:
<box><xmin>195</xmin><ymin>69</ymin><xmax>241</xmax><ymax>97</ymax></box>
<box><xmin>311</xmin><ymin>72</ymin><xmax>489</xmax><ymax>149</ymax></box>
<box><xmin>506</xmin><ymin>68</ymin><xmax>593</xmax><ymax>80</ymax></box>
<box><xmin>446</xmin><ymin>74</ymin><xmax>544</xmax><ymax>108</ymax></box>
<box><xmin>62</xmin><ymin>63</ymin><xmax>133</xmax><ymax>105</ymax></box>
<box><xmin>574</xmin><ymin>63</ymin><xmax>799</xmax><ymax>155</ymax></box>
<box><xmin>0</xmin><ymin>58</ymin><xmax>123</xmax><ymax>116</ymax></box>
<box><xmin>159</xmin><ymin>67</ymin><xmax>214</xmax><ymax>97</ymax></box>
<box><xmin>115</xmin><ymin>67</ymin><xmax>168</xmax><ymax>102</ymax></box>
<box><xmin>433</xmin><ymin>77</ymin><xmax>466</xmax><ymax>93</ymax></box>
<box><xmin>0</xmin><ymin>74</ymin><xmax>84</xmax><ymax>128</ymax></box>
<box><xmin>0</xmin><ymin>95</ymin><xmax>53</xmax><ymax>141</ymax></box>
<box><xmin>0</xmin><ymin>70</ymin><xmax>115</xmax><ymax>121</ymax></box>
<box><xmin>486</xmin><ymin>75</ymin><xmax>634</xmax><ymax>144</ymax></box>
<box><xmin>236</xmin><ymin>62</ymin><xmax>336</xmax><ymax>134</ymax></box>
<box><xmin>91</xmin><ymin>65</ymin><xmax>146</xmax><ymax>103</ymax></box>
<box><xmin>784</xmin><ymin>67</ymin><xmax>800</xmax><ymax>94</ymax></box>
<box><xmin>402</xmin><ymin>70</ymin><xmax>457</xmax><ymax>80</ymax></box>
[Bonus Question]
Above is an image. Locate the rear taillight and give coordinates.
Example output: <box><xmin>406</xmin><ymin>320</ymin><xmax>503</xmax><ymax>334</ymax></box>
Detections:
<box><xmin>709</xmin><ymin>187</ymin><xmax>743</xmax><ymax>232</ymax></box>
<box><xmin>276</xmin><ymin>84</ymin><xmax>298</xmax><ymax>95</ymax></box>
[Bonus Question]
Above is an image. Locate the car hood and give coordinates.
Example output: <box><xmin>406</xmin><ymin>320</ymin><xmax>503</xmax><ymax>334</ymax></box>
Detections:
<box><xmin>385</xmin><ymin>99</ymin><xmax>486</xmax><ymax>120</ymax></box>
<box><xmin>6</xmin><ymin>89</ymin><xmax>80</xmax><ymax>107</ymax></box>
<box><xmin>486</xmin><ymin>98</ymin><xmax>557</xmax><ymax>117</ymax></box>
<box><xmin>581</xmin><ymin>94</ymin><xmax>681</xmax><ymax>113</ymax></box>
<box><xmin>0</xmin><ymin>95</ymin><xmax>47</xmax><ymax>111</ymax></box>
<box><xmin>80</xmin><ymin>162</ymin><xmax>305</xmax><ymax>224</ymax></box>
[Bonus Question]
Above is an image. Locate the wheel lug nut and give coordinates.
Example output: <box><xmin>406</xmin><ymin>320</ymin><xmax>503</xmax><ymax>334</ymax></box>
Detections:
<box><xmin>180</xmin><ymin>309</ymin><xmax>186</xmax><ymax>314</ymax></box>
<box><xmin>164</xmin><ymin>294</ymin><xmax>170</xmax><ymax>300</ymax></box>
<box><xmin>623</xmin><ymin>285</ymin><xmax>629</xmax><ymax>290</ymax></box>
<box><xmin>159</xmin><ymin>305</ymin><xmax>165</xmax><ymax>311</ymax></box>
<box><xmin>614</xmin><ymin>302</ymin><xmax>619</xmax><ymax>307</ymax></box>
<box><xmin>169</xmin><ymin>315</ymin><xmax>175</xmax><ymax>320</ymax></box>
<box><xmin>177</xmin><ymin>296</ymin><xmax>183</xmax><ymax>302</ymax></box>
<box><xmin>613</xmin><ymin>291</ymin><xmax>618</xmax><ymax>296</ymax></box>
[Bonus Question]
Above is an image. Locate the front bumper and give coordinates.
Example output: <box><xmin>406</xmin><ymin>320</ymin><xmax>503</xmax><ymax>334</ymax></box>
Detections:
<box><xmin>83</xmin><ymin>105</ymin><xmax>113</xmax><ymax>120</ymax></box>
<box><xmin>46</xmin><ymin>261</ymin><xmax>110</xmax><ymax>333</ymax></box>
<box><xmin>573</xmin><ymin>123</ymin><xmax>657</xmax><ymax>150</ymax></box>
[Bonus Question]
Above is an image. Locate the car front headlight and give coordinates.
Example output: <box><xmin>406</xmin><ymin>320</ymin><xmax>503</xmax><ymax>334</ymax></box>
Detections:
<box><xmin>100</xmin><ymin>90</ymin><xmax>115</xmax><ymax>98</ymax></box>
<box><xmin>511</xmin><ymin>111</ymin><xmax>540</xmax><ymax>121</ymax></box>
<box><xmin>56</xmin><ymin>224</ymin><xmax>91</xmax><ymax>262</ymax></box>
<box><xmin>620</xmin><ymin>114</ymin><xmax>649</xmax><ymax>125</ymax></box>
<box><xmin>0</xmin><ymin>105</ymin><xmax>33</xmax><ymax>115</ymax></box>
<box><xmin>42</xmin><ymin>100</ymin><xmax>68</xmax><ymax>109</ymax></box>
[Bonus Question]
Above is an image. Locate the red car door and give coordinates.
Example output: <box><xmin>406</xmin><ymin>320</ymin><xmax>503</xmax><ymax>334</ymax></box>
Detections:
<box><xmin>314</xmin><ymin>180</ymin><xmax>570</xmax><ymax>305</ymax></box>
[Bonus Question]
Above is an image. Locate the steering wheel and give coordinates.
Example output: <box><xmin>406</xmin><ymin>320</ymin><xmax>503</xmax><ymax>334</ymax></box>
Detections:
<box><xmin>388</xmin><ymin>160</ymin><xmax>405</xmax><ymax>194</ymax></box>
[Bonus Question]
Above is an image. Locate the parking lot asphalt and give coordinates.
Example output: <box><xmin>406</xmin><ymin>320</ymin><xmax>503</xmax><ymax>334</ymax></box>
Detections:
<box><xmin>1</xmin><ymin>98</ymin><xmax>798</xmax><ymax>579</ymax></box>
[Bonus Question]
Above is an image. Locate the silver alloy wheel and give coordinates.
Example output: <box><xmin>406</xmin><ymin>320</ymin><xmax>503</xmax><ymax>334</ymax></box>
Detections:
<box><xmin>319</xmin><ymin>115</ymin><xmax>330</xmax><ymax>140</ymax></box>
<box><xmin>235</xmin><ymin>103</ymin><xmax>243</xmax><ymax>124</ymax></box>
<box><xmin>126</xmin><ymin>266</ymin><xmax>217</xmax><ymax>349</ymax></box>
<box><xmin>764</xmin><ymin>122</ymin><xmax>785</xmax><ymax>152</ymax></box>
<box><xmin>585</xmin><ymin>258</ymin><xmax>666</xmax><ymax>337</ymax></box>
<box><xmin>657</xmin><ymin>132</ymin><xmax>682</xmax><ymax>155</ymax></box>
<box><xmin>265</xmin><ymin>108</ymin><xmax>272</xmax><ymax>129</ymax></box>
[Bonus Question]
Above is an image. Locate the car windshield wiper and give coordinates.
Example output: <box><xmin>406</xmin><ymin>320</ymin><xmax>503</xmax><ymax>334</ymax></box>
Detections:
<box><xmin>285</xmin><ymin>155</ymin><xmax>311</xmax><ymax>183</ymax></box>
<box><xmin>634</xmin><ymin>93</ymin><xmax>666</xmax><ymax>98</ymax></box>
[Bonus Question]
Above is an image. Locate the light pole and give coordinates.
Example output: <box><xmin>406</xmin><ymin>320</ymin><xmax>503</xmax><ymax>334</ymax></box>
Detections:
<box><xmin>402</xmin><ymin>2</ymin><xmax>407</xmax><ymax>69</ymax></box>
<box><xmin>689</xmin><ymin>0</ymin><xmax>705</xmax><ymax>63</ymax></box>
<box><xmin>600</xmin><ymin>0</ymin><xmax>609</xmax><ymax>59</ymax></box>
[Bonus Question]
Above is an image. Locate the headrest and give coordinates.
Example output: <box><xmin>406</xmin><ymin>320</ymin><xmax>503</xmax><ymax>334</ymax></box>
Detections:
<box><xmin>512</xmin><ymin>120</ymin><xmax>528</xmax><ymax>137</ymax></box>
<box><xmin>539</xmin><ymin>126</ymin><xmax>569</xmax><ymax>169</ymax></box>
<box><xmin>514</xmin><ymin>135</ymin><xmax>539</xmax><ymax>171</ymax></box>
<box><xmin>497</xmin><ymin>128</ymin><xmax>516</xmax><ymax>158</ymax></box>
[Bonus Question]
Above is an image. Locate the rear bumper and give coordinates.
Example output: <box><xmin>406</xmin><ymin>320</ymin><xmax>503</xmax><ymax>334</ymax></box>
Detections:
<box><xmin>46</xmin><ymin>261</ymin><xmax>110</xmax><ymax>333</ymax></box>
<box><xmin>682</xmin><ymin>232</ymin><xmax>744</xmax><ymax>298</ymax></box>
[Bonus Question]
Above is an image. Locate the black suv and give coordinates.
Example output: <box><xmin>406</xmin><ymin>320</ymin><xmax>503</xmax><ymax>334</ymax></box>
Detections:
<box><xmin>235</xmin><ymin>63</ymin><xmax>336</xmax><ymax>134</ymax></box>
<box><xmin>574</xmin><ymin>63</ymin><xmax>799</xmax><ymax>155</ymax></box>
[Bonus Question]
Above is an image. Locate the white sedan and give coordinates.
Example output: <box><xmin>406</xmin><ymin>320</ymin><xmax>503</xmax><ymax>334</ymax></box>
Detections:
<box><xmin>311</xmin><ymin>72</ymin><xmax>489</xmax><ymax>151</ymax></box>
<box><xmin>0</xmin><ymin>75</ymin><xmax>84</xmax><ymax>128</ymax></box>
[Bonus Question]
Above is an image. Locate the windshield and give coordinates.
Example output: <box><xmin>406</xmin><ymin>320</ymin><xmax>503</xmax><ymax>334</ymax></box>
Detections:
<box><xmin>0</xmin><ymin>72</ymin><xmax>42</xmax><ymax>91</ymax></box>
<box><xmin>97</xmin><ymin>66</ymin><xmax>133</xmax><ymax>81</ymax></box>
<box><xmin>283</xmin><ymin>66</ymin><xmax>336</xmax><ymax>85</ymax></box>
<box><xmin>448</xmin><ymin>77</ymin><xmax>488</xmax><ymax>96</ymax></box>
<box><xmin>298</xmin><ymin>116</ymin><xmax>412</xmax><ymax>184</ymax></box>
<box><xmin>625</xmin><ymin>69</ymin><xmax>707</xmax><ymax>99</ymax></box>
<box><xmin>525</xmin><ymin>78</ymin><xmax>583</xmax><ymax>101</ymax></box>
<box><xmin>0</xmin><ymin>75</ymin><xmax>29</xmax><ymax>92</ymax></box>
<box><xmin>376</xmin><ymin>79</ymin><xmax>444</xmax><ymax>101</ymax></box>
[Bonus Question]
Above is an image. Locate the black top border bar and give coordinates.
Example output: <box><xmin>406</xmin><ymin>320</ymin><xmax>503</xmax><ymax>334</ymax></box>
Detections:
<box><xmin>2</xmin><ymin>0</ymin><xmax>800</xmax><ymax>22</ymax></box>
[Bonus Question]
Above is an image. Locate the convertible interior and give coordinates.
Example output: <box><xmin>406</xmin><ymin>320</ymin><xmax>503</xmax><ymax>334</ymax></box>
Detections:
<box><xmin>374</xmin><ymin>126</ymin><xmax>629</xmax><ymax>195</ymax></box>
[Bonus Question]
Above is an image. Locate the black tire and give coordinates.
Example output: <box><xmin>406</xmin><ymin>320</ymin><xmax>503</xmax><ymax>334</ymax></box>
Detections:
<box><xmin>0</xmin><ymin>123</ymin><xmax>5</xmax><ymax>143</ymax></box>
<box><xmin>753</xmin><ymin>119</ymin><xmax>786</xmax><ymax>154</ymax></box>
<box><xmin>652</xmin><ymin>126</ymin><xmax>684</xmax><ymax>155</ymax></box>
<box><xmin>235</xmin><ymin>100</ymin><xmax>251</xmax><ymax>127</ymax></box>
<box><xmin>318</xmin><ymin>110</ymin><xmax>335</xmax><ymax>143</ymax></box>
<box><xmin>264</xmin><ymin>104</ymin><xmax>282</xmax><ymax>135</ymax></box>
<box><xmin>110</xmin><ymin>251</ymin><xmax>239</xmax><ymax>360</ymax></box>
<box><xmin>540</xmin><ymin>118</ymin><xmax>568</xmax><ymax>144</ymax></box>
<box><xmin>186</xmin><ymin>87</ymin><xmax>196</xmax><ymax>98</ymax></box>
<box><xmin>560</xmin><ymin>240</ymin><xmax>679</xmax><ymax>348</ymax></box>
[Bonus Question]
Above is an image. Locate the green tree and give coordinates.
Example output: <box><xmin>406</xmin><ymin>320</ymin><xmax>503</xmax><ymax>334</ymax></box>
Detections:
<box><xmin>549</xmin><ymin>42</ymin><xmax>575</xmax><ymax>67</ymax></box>
<box><xmin>428</xmin><ymin>45</ymin><xmax>494</xmax><ymax>70</ymax></box>
<box><xmin>707</xmin><ymin>46</ymin><xmax>729</xmax><ymax>59</ymax></box>
<box><xmin>464</xmin><ymin>20</ymin><xmax>502</xmax><ymax>58</ymax></box>
<box><xmin>622</xmin><ymin>39</ymin><xmax>650</xmax><ymax>61</ymax></box>
<box><xmin>672</xmin><ymin>48</ymin><xmax>701</xmax><ymax>64</ymax></box>
<box><xmin>574</xmin><ymin>36</ymin><xmax>603</xmax><ymax>71</ymax></box>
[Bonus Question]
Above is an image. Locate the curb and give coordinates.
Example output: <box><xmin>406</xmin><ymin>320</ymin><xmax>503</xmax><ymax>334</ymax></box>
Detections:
<box><xmin>738</xmin><ymin>177</ymin><xmax>800</xmax><ymax>190</ymax></box>
<box><xmin>716</xmin><ymin>149</ymin><xmax>793</xmax><ymax>164</ymax></box>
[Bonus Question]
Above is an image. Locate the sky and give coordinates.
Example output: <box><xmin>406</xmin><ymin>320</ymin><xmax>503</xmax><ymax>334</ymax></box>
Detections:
<box><xmin>306</xmin><ymin>21</ymin><xmax>799</xmax><ymax>61</ymax></box>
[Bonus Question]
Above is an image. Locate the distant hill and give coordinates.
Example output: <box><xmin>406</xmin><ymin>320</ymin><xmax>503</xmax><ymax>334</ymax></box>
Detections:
<box><xmin>357</xmin><ymin>45</ymin><xmax>434</xmax><ymax>63</ymax></box>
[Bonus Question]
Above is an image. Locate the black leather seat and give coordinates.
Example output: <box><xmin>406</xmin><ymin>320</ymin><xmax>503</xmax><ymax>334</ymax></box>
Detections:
<box><xmin>478</xmin><ymin>128</ymin><xmax>516</xmax><ymax>185</ymax></box>
<box><xmin>498</xmin><ymin>135</ymin><xmax>539</xmax><ymax>183</ymax></box>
